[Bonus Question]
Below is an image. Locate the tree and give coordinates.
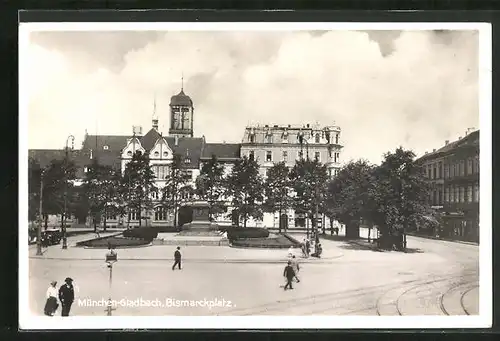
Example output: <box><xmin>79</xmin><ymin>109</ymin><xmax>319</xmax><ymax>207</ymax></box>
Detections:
<box><xmin>289</xmin><ymin>157</ymin><xmax>328</xmax><ymax>236</ymax></box>
<box><xmin>195</xmin><ymin>154</ymin><xmax>226</xmax><ymax>221</ymax></box>
<box><xmin>122</xmin><ymin>151</ymin><xmax>157</xmax><ymax>227</ymax></box>
<box><xmin>325</xmin><ymin>160</ymin><xmax>376</xmax><ymax>239</ymax></box>
<box><xmin>225</xmin><ymin>155</ymin><xmax>264</xmax><ymax>228</ymax></box>
<box><xmin>161</xmin><ymin>153</ymin><xmax>190</xmax><ymax>227</ymax></box>
<box><xmin>41</xmin><ymin>158</ymin><xmax>77</xmax><ymax>229</ymax></box>
<box><xmin>28</xmin><ymin>157</ymin><xmax>42</xmax><ymax>222</ymax></box>
<box><xmin>371</xmin><ymin>147</ymin><xmax>431</xmax><ymax>249</ymax></box>
<box><xmin>263</xmin><ymin>162</ymin><xmax>293</xmax><ymax>233</ymax></box>
<box><xmin>84</xmin><ymin>159</ymin><xmax>123</xmax><ymax>231</ymax></box>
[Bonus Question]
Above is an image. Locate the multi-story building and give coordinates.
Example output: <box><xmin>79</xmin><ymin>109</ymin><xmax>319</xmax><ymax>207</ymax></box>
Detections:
<box><xmin>28</xmin><ymin>86</ymin><xmax>341</xmax><ymax>230</ymax></box>
<box><xmin>416</xmin><ymin>129</ymin><xmax>479</xmax><ymax>242</ymax></box>
<box><xmin>240</xmin><ymin>123</ymin><xmax>343</xmax><ymax>228</ymax></box>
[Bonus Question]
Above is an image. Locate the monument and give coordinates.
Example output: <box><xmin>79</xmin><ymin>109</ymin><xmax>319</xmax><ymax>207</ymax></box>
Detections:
<box><xmin>177</xmin><ymin>200</ymin><xmax>220</xmax><ymax>235</ymax></box>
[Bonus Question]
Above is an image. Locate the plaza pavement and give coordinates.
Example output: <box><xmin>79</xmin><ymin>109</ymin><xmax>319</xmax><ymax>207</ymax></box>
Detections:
<box><xmin>27</xmin><ymin>229</ymin><xmax>479</xmax><ymax>317</ymax></box>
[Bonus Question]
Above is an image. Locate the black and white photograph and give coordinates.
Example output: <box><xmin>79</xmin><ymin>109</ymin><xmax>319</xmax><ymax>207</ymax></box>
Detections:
<box><xmin>19</xmin><ymin>22</ymin><xmax>492</xmax><ymax>329</ymax></box>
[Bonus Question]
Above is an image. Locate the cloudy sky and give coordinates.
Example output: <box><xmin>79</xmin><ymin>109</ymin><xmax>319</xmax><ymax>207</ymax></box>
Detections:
<box><xmin>25</xmin><ymin>29</ymin><xmax>479</xmax><ymax>164</ymax></box>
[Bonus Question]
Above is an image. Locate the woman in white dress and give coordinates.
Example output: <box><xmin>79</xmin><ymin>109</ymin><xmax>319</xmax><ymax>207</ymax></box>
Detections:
<box><xmin>43</xmin><ymin>281</ymin><xmax>59</xmax><ymax>316</ymax></box>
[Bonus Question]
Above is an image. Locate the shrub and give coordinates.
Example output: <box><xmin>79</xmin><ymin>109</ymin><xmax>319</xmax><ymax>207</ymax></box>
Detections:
<box><xmin>223</xmin><ymin>227</ymin><xmax>269</xmax><ymax>240</ymax></box>
<box><xmin>122</xmin><ymin>227</ymin><xmax>159</xmax><ymax>240</ymax></box>
<box><xmin>231</xmin><ymin>235</ymin><xmax>294</xmax><ymax>249</ymax></box>
<box><xmin>78</xmin><ymin>236</ymin><xmax>150</xmax><ymax>248</ymax></box>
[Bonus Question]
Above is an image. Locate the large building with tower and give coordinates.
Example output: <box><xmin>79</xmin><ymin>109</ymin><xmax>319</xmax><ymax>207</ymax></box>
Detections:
<box><xmin>29</xmin><ymin>85</ymin><xmax>343</xmax><ymax>230</ymax></box>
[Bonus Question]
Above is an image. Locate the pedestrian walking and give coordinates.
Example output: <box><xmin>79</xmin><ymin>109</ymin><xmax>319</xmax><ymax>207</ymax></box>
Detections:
<box><xmin>58</xmin><ymin>277</ymin><xmax>75</xmax><ymax>317</ymax></box>
<box><xmin>283</xmin><ymin>261</ymin><xmax>296</xmax><ymax>290</ymax></box>
<box><xmin>172</xmin><ymin>246</ymin><xmax>182</xmax><ymax>270</ymax></box>
<box><xmin>43</xmin><ymin>280</ymin><xmax>59</xmax><ymax>316</ymax></box>
<box><xmin>291</xmin><ymin>255</ymin><xmax>301</xmax><ymax>283</ymax></box>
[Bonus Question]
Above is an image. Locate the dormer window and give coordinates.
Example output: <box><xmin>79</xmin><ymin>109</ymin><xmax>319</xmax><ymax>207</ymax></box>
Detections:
<box><xmin>163</xmin><ymin>151</ymin><xmax>168</xmax><ymax>157</ymax></box>
<box><xmin>315</xmin><ymin>133</ymin><xmax>320</xmax><ymax>143</ymax></box>
<box><xmin>103</xmin><ymin>145</ymin><xmax>109</xmax><ymax>150</ymax></box>
<box><xmin>127</xmin><ymin>151</ymin><xmax>132</xmax><ymax>156</ymax></box>
<box><xmin>249</xmin><ymin>130</ymin><xmax>255</xmax><ymax>143</ymax></box>
<box><xmin>154</xmin><ymin>151</ymin><xmax>159</xmax><ymax>157</ymax></box>
<box><xmin>265</xmin><ymin>132</ymin><xmax>273</xmax><ymax>144</ymax></box>
<box><xmin>282</xmin><ymin>131</ymin><xmax>289</xmax><ymax>143</ymax></box>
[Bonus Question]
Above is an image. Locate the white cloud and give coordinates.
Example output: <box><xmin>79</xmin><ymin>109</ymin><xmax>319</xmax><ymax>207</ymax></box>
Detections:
<box><xmin>26</xmin><ymin>30</ymin><xmax>479</xmax><ymax>164</ymax></box>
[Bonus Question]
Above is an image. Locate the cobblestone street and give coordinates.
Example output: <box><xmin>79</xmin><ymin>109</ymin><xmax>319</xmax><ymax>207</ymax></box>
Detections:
<box><xmin>27</xmin><ymin>230</ymin><xmax>479</xmax><ymax>317</ymax></box>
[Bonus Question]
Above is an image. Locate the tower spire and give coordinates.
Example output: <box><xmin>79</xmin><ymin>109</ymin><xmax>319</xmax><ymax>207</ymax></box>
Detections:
<box><xmin>152</xmin><ymin>93</ymin><xmax>159</xmax><ymax>130</ymax></box>
<box><xmin>181</xmin><ymin>72</ymin><xmax>184</xmax><ymax>91</ymax></box>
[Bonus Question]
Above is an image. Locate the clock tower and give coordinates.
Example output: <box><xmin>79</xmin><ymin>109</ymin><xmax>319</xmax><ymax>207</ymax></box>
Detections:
<box><xmin>169</xmin><ymin>78</ymin><xmax>194</xmax><ymax>138</ymax></box>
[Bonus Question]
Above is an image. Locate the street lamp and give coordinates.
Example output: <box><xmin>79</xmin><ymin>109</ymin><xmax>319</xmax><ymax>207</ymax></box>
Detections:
<box><xmin>36</xmin><ymin>167</ymin><xmax>46</xmax><ymax>256</ymax></box>
<box><xmin>105</xmin><ymin>244</ymin><xmax>118</xmax><ymax>316</ymax></box>
<box><xmin>62</xmin><ymin>135</ymin><xmax>75</xmax><ymax>249</ymax></box>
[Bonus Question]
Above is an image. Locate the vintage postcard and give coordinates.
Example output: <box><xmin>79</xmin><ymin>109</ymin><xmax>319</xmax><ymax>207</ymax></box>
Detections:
<box><xmin>19</xmin><ymin>21</ymin><xmax>492</xmax><ymax>329</ymax></box>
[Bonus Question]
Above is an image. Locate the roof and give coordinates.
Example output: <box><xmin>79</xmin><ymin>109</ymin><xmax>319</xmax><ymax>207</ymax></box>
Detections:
<box><xmin>170</xmin><ymin>89</ymin><xmax>193</xmax><ymax>106</ymax></box>
<box><xmin>140</xmin><ymin>128</ymin><xmax>162</xmax><ymax>151</ymax></box>
<box><xmin>201</xmin><ymin>143</ymin><xmax>241</xmax><ymax>161</ymax></box>
<box><xmin>417</xmin><ymin>130</ymin><xmax>479</xmax><ymax>163</ymax></box>
<box><xmin>82</xmin><ymin>134</ymin><xmax>129</xmax><ymax>153</ymax></box>
<box><xmin>28</xmin><ymin>149</ymin><xmax>100</xmax><ymax>178</ymax></box>
<box><xmin>164</xmin><ymin>136</ymin><xmax>204</xmax><ymax>169</ymax></box>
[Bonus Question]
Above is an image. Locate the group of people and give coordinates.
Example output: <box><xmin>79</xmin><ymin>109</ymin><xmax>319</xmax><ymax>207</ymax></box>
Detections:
<box><xmin>43</xmin><ymin>277</ymin><xmax>75</xmax><ymax>317</ymax></box>
<box><xmin>301</xmin><ymin>238</ymin><xmax>323</xmax><ymax>258</ymax></box>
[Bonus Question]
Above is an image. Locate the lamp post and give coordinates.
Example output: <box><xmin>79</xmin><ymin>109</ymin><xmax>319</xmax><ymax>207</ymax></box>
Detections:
<box><xmin>62</xmin><ymin>135</ymin><xmax>75</xmax><ymax>249</ymax></box>
<box><xmin>36</xmin><ymin>168</ymin><xmax>45</xmax><ymax>256</ymax></box>
<box><xmin>105</xmin><ymin>244</ymin><xmax>118</xmax><ymax>316</ymax></box>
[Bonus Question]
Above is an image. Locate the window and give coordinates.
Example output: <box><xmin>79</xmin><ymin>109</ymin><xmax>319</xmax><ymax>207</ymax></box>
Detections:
<box><xmin>103</xmin><ymin>145</ymin><xmax>109</xmax><ymax>150</ymax></box>
<box><xmin>475</xmin><ymin>156</ymin><xmax>479</xmax><ymax>174</ymax></box>
<box><xmin>432</xmin><ymin>165</ymin><xmax>436</xmax><ymax>179</ymax></box>
<box><xmin>266</xmin><ymin>151</ymin><xmax>272</xmax><ymax>162</ymax></box>
<box><xmin>459</xmin><ymin>187</ymin><xmax>464</xmax><ymax>203</ymax></box>
<box><xmin>127</xmin><ymin>151</ymin><xmax>132</xmax><ymax>156</ymax></box>
<box><xmin>154</xmin><ymin>151</ymin><xmax>159</xmax><ymax>157</ymax></box>
<box><xmin>282</xmin><ymin>132</ymin><xmax>289</xmax><ymax>144</ymax></box>
<box><xmin>129</xmin><ymin>210</ymin><xmax>139</xmax><ymax>221</ymax></box>
<box><xmin>105</xmin><ymin>210</ymin><xmax>116</xmax><ymax>220</ymax></box>
<box><xmin>249</xmin><ymin>151</ymin><xmax>255</xmax><ymax>161</ymax></box>
<box><xmin>460</xmin><ymin>161</ymin><xmax>465</xmax><ymax>176</ymax></box>
<box><xmin>163</xmin><ymin>151</ymin><xmax>168</xmax><ymax>157</ymax></box>
<box><xmin>468</xmin><ymin>186</ymin><xmax>473</xmax><ymax>203</ymax></box>
<box><xmin>315</xmin><ymin>133</ymin><xmax>320</xmax><ymax>143</ymax></box>
<box><xmin>450</xmin><ymin>164</ymin><xmax>455</xmax><ymax>178</ymax></box>
<box><xmin>334</xmin><ymin>169</ymin><xmax>339</xmax><ymax>176</ymax></box>
<box><xmin>455</xmin><ymin>187</ymin><xmax>459</xmax><ymax>203</ymax></box>
<box><xmin>334</xmin><ymin>152</ymin><xmax>339</xmax><ymax>163</ymax></box>
<box><xmin>329</xmin><ymin>169</ymin><xmax>332</xmax><ymax>177</ymax></box>
<box><xmin>315</xmin><ymin>152</ymin><xmax>320</xmax><ymax>161</ymax></box>
<box><xmin>444</xmin><ymin>164</ymin><xmax>449</xmax><ymax>179</ymax></box>
<box><xmin>155</xmin><ymin>206</ymin><xmax>168</xmax><ymax>221</ymax></box>
<box><xmin>445</xmin><ymin>187</ymin><xmax>449</xmax><ymax>202</ymax></box>
<box><xmin>283</xmin><ymin>151</ymin><xmax>288</xmax><ymax>162</ymax></box>
<box><xmin>439</xmin><ymin>162</ymin><xmax>443</xmax><ymax>179</ymax></box>
<box><xmin>84</xmin><ymin>167</ymin><xmax>88</xmax><ymax>173</ymax></box>
<box><xmin>474</xmin><ymin>184</ymin><xmax>479</xmax><ymax>202</ymax></box>
<box><xmin>265</xmin><ymin>134</ymin><xmax>273</xmax><ymax>144</ymax></box>
<box><xmin>335</xmin><ymin>134</ymin><xmax>339</xmax><ymax>144</ymax></box>
<box><xmin>467</xmin><ymin>158</ymin><xmax>473</xmax><ymax>174</ymax></box>
<box><xmin>249</xmin><ymin>134</ymin><xmax>255</xmax><ymax>143</ymax></box>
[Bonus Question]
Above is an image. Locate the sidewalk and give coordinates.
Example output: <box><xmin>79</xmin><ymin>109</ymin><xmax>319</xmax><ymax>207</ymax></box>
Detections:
<box><xmin>29</xmin><ymin>242</ymin><xmax>344</xmax><ymax>263</ymax></box>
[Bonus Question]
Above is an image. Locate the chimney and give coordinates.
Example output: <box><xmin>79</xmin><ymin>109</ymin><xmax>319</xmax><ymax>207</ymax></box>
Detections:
<box><xmin>445</xmin><ymin>140</ymin><xmax>449</xmax><ymax>145</ymax></box>
<box><xmin>433</xmin><ymin>149</ymin><xmax>436</xmax><ymax>152</ymax></box>
<box><xmin>458</xmin><ymin>136</ymin><xmax>462</xmax><ymax>140</ymax></box>
<box><xmin>425</xmin><ymin>151</ymin><xmax>428</xmax><ymax>154</ymax></box>
<box><xmin>306</xmin><ymin>124</ymin><xmax>310</xmax><ymax>128</ymax></box>
<box><xmin>174</xmin><ymin>135</ymin><xmax>179</xmax><ymax>146</ymax></box>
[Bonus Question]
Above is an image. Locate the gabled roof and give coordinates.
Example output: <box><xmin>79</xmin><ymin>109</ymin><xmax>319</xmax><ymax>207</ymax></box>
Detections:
<box><xmin>28</xmin><ymin>149</ymin><xmax>94</xmax><ymax>178</ymax></box>
<box><xmin>140</xmin><ymin>128</ymin><xmax>162</xmax><ymax>151</ymax></box>
<box><xmin>201</xmin><ymin>143</ymin><xmax>241</xmax><ymax>161</ymax></box>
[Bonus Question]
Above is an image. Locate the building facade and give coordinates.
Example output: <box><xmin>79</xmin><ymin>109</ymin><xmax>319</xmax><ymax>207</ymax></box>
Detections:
<box><xmin>416</xmin><ymin>129</ymin><xmax>479</xmax><ymax>242</ymax></box>
<box><xmin>28</xmin><ymin>86</ymin><xmax>342</xmax><ymax>230</ymax></box>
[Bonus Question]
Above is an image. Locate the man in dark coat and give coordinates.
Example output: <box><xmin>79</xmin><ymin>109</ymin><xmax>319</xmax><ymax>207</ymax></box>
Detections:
<box><xmin>172</xmin><ymin>246</ymin><xmax>182</xmax><ymax>270</ymax></box>
<box><xmin>283</xmin><ymin>261</ymin><xmax>296</xmax><ymax>290</ymax></box>
<box><xmin>58</xmin><ymin>277</ymin><xmax>75</xmax><ymax>316</ymax></box>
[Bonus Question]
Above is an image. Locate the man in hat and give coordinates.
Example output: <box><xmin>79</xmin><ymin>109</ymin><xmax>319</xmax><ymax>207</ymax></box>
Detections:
<box><xmin>283</xmin><ymin>260</ymin><xmax>296</xmax><ymax>290</ymax></box>
<box><xmin>172</xmin><ymin>246</ymin><xmax>182</xmax><ymax>270</ymax></box>
<box><xmin>58</xmin><ymin>277</ymin><xmax>75</xmax><ymax>316</ymax></box>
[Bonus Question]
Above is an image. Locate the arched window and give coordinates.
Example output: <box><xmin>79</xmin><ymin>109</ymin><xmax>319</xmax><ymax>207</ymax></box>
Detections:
<box><xmin>155</xmin><ymin>206</ymin><xmax>168</xmax><ymax>221</ymax></box>
<box><xmin>315</xmin><ymin>133</ymin><xmax>320</xmax><ymax>143</ymax></box>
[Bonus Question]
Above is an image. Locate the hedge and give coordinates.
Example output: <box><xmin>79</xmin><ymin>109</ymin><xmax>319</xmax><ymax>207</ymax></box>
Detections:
<box><xmin>231</xmin><ymin>235</ymin><xmax>294</xmax><ymax>249</ymax></box>
<box><xmin>220</xmin><ymin>227</ymin><xmax>269</xmax><ymax>240</ymax></box>
<box><xmin>78</xmin><ymin>236</ymin><xmax>151</xmax><ymax>248</ymax></box>
<box><xmin>122</xmin><ymin>227</ymin><xmax>159</xmax><ymax>240</ymax></box>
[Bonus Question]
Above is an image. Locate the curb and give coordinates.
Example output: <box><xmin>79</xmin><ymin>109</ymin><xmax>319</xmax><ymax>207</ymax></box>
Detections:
<box><xmin>29</xmin><ymin>254</ymin><xmax>344</xmax><ymax>263</ymax></box>
<box><xmin>406</xmin><ymin>233</ymin><xmax>479</xmax><ymax>246</ymax></box>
